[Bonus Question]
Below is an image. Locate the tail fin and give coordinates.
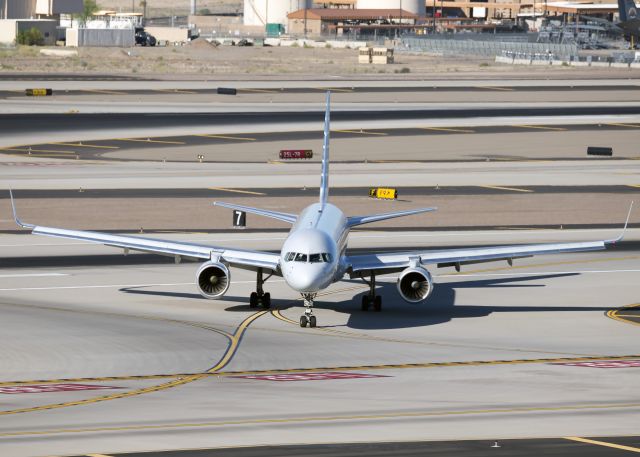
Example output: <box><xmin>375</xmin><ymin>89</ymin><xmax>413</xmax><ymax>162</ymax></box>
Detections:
<box><xmin>618</xmin><ymin>0</ymin><xmax>638</xmax><ymax>22</ymax></box>
<box><xmin>319</xmin><ymin>91</ymin><xmax>330</xmax><ymax>206</ymax></box>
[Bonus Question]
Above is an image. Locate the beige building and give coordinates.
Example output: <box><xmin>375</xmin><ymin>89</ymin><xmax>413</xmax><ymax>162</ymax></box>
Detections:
<box><xmin>288</xmin><ymin>8</ymin><xmax>417</xmax><ymax>36</ymax></box>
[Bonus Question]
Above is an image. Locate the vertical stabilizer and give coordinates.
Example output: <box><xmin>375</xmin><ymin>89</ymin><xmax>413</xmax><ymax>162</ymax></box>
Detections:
<box><xmin>319</xmin><ymin>91</ymin><xmax>330</xmax><ymax>206</ymax></box>
<box><xmin>619</xmin><ymin>0</ymin><xmax>638</xmax><ymax>22</ymax></box>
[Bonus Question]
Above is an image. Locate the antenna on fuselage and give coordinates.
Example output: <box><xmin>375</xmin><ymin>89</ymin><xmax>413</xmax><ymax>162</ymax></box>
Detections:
<box><xmin>319</xmin><ymin>91</ymin><xmax>330</xmax><ymax>207</ymax></box>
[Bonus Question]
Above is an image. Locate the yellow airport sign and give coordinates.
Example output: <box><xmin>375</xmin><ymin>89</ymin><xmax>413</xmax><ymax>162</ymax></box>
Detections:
<box><xmin>369</xmin><ymin>187</ymin><xmax>398</xmax><ymax>200</ymax></box>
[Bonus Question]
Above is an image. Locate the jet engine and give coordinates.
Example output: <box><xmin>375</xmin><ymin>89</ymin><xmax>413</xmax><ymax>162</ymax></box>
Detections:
<box><xmin>196</xmin><ymin>261</ymin><xmax>230</xmax><ymax>299</ymax></box>
<box><xmin>397</xmin><ymin>267</ymin><xmax>433</xmax><ymax>303</ymax></box>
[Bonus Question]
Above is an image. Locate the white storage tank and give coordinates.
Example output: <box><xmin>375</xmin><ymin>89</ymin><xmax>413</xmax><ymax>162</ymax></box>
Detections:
<box><xmin>244</xmin><ymin>0</ymin><xmax>313</xmax><ymax>26</ymax></box>
<box><xmin>356</xmin><ymin>0</ymin><xmax>423</xmax><ymax>15</ymax></box>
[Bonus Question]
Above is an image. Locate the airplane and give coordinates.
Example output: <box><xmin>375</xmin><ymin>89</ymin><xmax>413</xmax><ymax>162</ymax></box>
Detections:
<box><xmin>618</xmin><ymin>0</ymin><xmax>640</xmax><ymax>46</ymax></box>
<box><xmin>9</xmin><ymin>92</ymin><xmax>633</xmax><ymax>328</ymax></box>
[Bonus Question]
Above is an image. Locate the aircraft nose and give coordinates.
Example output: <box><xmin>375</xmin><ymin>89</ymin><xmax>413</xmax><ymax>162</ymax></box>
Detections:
<box><xmin>286</xmin><ymin>268</ymin><xmax>322</xmax><ymax>293</ymax></box>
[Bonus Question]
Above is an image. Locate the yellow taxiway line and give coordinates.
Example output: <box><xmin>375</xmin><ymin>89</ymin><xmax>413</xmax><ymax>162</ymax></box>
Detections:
<box><xmin>209</xmin><ymin>187</ymin><xmax>266</xmax><ymax>196</ymax></box>
<box><xmin>479</xmin><ymin>185</ymin><xmax>533</xmax><ymax>193</ymax></box>
<box><xmin>2</xmin><ymin>403</ymin><xmax>640</xmax><ymax>438</ymax></box>
<box><xmin>115</xmin><ymin>138</ymin><xmax>186</xmax><ymax>145</ymax></box>
<box><xmin>333</xmin><ymin>129</ymin><xmax>387</xmax><ymax>136</ymax></box>
<box><xmin>82</xmin><ymin>89</ymin><xmax>127</xmax><ymax>95</ymax></box>
<box><xmin>513</xmin><ymin>124</ymin><xmax>567</xmax><ymax>131</ymax></box>
<box><xmin>196</xmin><ymin>134</ymin><xmax>256</xmax><ymax>141</ymax></box>
<box><xmin>605</xmin><ymin>123</ymin><xmax>640</xmax><ymax>128</ymax></box>
<box><xmin>154</xmin><ymin>89</ymin><xmax>198</xmax><ymax>94</ymax></box>
<box><xmin>421</xmin><ymin>127</ymin><xmax>475</xmax><ymax>133</ymax></box>
<box><xmin>0</xmin><ymin>148</ymin><xmax>76</xmax><ymax>154</ymax></box>
<box><xmin>53</xmin><ymin>142</ymin><xmax>119</xmax><ymax>150</ymax></box>
<box><xmin>607</xmin><ymin>303</ymin><xmax>640</xmax><ymax>327</ymax></box>
<box><xmin>565</xmin><ymin>436</ymin><xmax>640</xmax><ymax>453</ymax></box>
<box><xmin>474</xmin><ymin>86</ymin><xmax>514</xmax><ymax>91</ymax></box>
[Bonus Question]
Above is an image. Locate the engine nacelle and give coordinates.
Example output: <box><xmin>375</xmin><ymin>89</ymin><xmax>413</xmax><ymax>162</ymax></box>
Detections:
<box><xmin>397</xmin><ymin>267</ymin><xmax>433</xmax><ymax>303</ymax></box>
<box><xmin>196</xmin><ymin>261</ymin><xmax>230</xmax><ymax>299</ymax></box>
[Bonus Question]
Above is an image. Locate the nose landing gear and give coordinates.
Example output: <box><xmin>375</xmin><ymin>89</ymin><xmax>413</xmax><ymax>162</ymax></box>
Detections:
<box><xmin>299</xmin><ymin>293</ymin><xmax>317</xmax><ymax>328</ymax></box>
<box><xmin>360</xmin><ymin>272</ymin><xmax>382</xmax><ymax>312</ymax></box>
<box><xmin>249</xmin><ymin>268</ymin><xmax>272</xmax><ymax>309</ymax></box>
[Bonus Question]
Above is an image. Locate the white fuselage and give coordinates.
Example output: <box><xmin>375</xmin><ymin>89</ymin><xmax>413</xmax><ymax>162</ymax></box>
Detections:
<box><xmin>280</xmin><ymin>202</ymin><xmax>349</xmax><ymax>293</ymax></box>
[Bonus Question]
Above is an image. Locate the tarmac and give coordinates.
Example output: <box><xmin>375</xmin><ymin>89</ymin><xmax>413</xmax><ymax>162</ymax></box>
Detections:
<box><xmin>1</xmin><ymin>77</ymin><xmax>639</xmax><ymax>457</ymax></box>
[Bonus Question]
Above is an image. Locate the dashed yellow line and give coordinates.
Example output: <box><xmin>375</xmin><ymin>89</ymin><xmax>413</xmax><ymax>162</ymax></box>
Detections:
<box><xmin>605</xmin><ymin>123</ymin><xmax>640</xmax><ymax>128</ymax></box>
<box><xmin>209</xmin><ymin>187</ymin><xmax>266</xmax><ymax>196</ymax></box>
<box><xmin>513</xmin><ymin>125</ymin><xmax>567</xmax><ymax>131</ymax></box>
<box><xmin>2</xmin><ymin>403</ymin><xmax>640</xmax><ymax>438</ymax></box>
<box><xmin>0</xmin><ymin>311</ymin><xmax>267</xmax><ymax>416</ymax></box>
<box><xmin>479</xmin><ymin>185</ymin><xmax>533</xmax><ymax>193</ymax></box>
<box><xmin>420</xmin><ymin>127</ymin><xmax>475</xmax><ymax>133</ymax></box>
<box><xmin>154</xmin><ymin>89</ymin><xmax>197</xmax><ymax>94</ymax></box>
<box><xmin>333</xmin><ymin>129</ymin><xmax>387</xmax><ymax>136</ymax></box>
<box><xmin>196</xmin><ymin>134</ymin><xmax>256</xmax><ymax>141</ymax></box>
<box><xmin>474</xmin><ymin>86</ymin><xmax>514</xmax><ymax>91</ymax></box>
<box><xmin>0</xmin><ymin>148</ymin><xmax>76</xmax><ymax>154</ymax></box>
<box><xmin>564</xmin><ymin>436</ymin><xmax>640</xmax><ymax>453</ymax></box>
<box><xmin>82</xmin><ymin>89</ymin><xmax>127</xmax><ymax>95</ymax></box>
<box><xmin>115</xmin><ymin>138</ymin><xmax>186</xmax><ymax>145</ymax></box>
<box><xmin>53</xmin><ymin>142</ymin><xmax>119</xmax><ymax>150</ymax></box>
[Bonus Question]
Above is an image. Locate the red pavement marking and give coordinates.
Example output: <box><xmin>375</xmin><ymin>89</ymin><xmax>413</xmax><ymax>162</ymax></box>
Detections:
<box><xmin>553</xmin><ymin>360</ymin><xmax>640</xmax><ymax>368</ymax></box>
<box><xmin>232</xmin><ymin>372</ymin><xmax>389</xmax><ymax>382</ymax></box>
<box><xmin>0</xmin><ymin>384</ymin><xmax>121</xmax><ymax>394</ymax></box>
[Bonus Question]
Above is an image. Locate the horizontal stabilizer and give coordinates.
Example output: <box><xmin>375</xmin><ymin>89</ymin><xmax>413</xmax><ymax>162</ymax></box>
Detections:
<box><xmin>347</xmin><ymin>207</ymin><xmax>437</xmax><ymax>228</ymax></box>
<box><xmin>214</xmin><ymin>202</ymin><xmax>297</xmax><ymax>224</ymax></box>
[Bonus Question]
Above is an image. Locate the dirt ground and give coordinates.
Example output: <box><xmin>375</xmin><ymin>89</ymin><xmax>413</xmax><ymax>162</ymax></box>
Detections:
<box><xmin>1</xmin><ymin>41</ymin><xmax>616</xmax><ymax>78</ymax></box>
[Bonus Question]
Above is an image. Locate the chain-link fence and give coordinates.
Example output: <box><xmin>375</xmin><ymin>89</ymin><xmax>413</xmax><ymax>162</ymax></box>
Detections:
<box><xmin>400</xmin><ymin>36</ymin><xmax>578</xmax><ymax>59</ymax></box>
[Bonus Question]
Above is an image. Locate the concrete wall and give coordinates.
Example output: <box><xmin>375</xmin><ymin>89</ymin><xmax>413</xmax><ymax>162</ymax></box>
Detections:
<box><xmin>2</xmin><ymin>0</ymin><xmax>37</xmax><ymax>19</ymax></box>
<box><xmin>35</xmin><ymin>0</ymin><xmax>83</xmax><ymax>15</ymax></box>
<box><xmin>188</xmin><ymin>15</ymin><xmax>263</xmax><ymax>36</ymax></box>
<box><xmin>145</xmin><ymin>26</ymin><xmax>190</xmax><ymax>43</ymax></box>
<box><xmin>66</xmin><ymin>28</ymin><xmax>135</xmax><ymax>47</ymax></box>
<box><xmin>0</xmin><ymin>19</ymin><xmax>57</xmax><ymax>44</ymax></box>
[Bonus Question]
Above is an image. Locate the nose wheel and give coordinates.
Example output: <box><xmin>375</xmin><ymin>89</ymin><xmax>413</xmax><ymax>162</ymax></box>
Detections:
<box><xmin>360</xmin><ymin>273</ymin><xmax>382</xmax><ymax>312</ymax></box>
<box><xmin>249</xmin><ymin>268</ymin><xmax>272</xmax><ymax>309</ymax></box>
<box><xmin>299</xmin><ymin>293</ymin><xmax>317</xmax><ymax>328</ymax></box>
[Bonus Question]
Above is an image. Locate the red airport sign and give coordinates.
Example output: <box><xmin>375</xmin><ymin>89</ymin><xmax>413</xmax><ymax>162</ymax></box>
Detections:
<box><xmin>279</xmin><ymin>150</ymin><xmax>313</xmax><ymax>160</ymax></box>
<box><xmin>0</xmin><ymin>384</ymin><xmax>121</xmax><ymax>394</ymax></box>
<box><xmin>552</xmin><ymin>360</ymin><xmax>640</xmax><ymax>368</ymax></box>
<box><xmin>232</xmin><ymin>372</ymin><xmax>389</xmax><ymax>382</ymax></box>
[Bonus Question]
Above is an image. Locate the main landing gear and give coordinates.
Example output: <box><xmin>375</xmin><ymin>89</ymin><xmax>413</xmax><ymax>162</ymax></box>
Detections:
<box><xmin>360</xmin><ymin>273</ymin><xmax>382</xmax><ymax>312</ymax></box>
<box><xmin>249</xmin><ymin>268</ymin><xmax>272</xmax><ymax>309</ymax></box>
<box><xmin>299</xmin><ymin>293</ymin><xmax>317</xmax><ymax>328</ymax></box>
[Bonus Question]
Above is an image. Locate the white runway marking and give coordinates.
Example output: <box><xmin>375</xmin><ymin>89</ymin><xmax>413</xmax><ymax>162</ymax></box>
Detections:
<box><xmin>0</xmin><ymin>279</ymin><xmax>287</xmax><ymax>292</ymax></box>
<box><xmin>0</xmin><ymin>273</ymin><xmax>67</xmax><ymax>278</ymax></box>
<box><xmin>438</xmin><ymin>269</ymin><xmax>640</xmax><ymax>278</ymax></box>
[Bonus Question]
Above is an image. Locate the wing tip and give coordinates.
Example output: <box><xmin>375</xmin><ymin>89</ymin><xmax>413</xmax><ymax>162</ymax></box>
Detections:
<box><xmin>607</xmin><ymin>200</ymin><xmax>633</xmax><ymax>245</ymax></box>
<box><xmin>8</xmin><ymin>189</ymin><xmax>34</xmax><ymax>229</ymax></box>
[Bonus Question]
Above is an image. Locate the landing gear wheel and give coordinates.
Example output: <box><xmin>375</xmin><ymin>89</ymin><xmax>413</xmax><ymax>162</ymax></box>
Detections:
<box><xmin>262</xmin><ymin>292</ymin><xmax>271</xmax><ymax>309</ymax></box>
<box><xmin>361</xmin><ymin>295</ymin><xmax>370</xmax><ymax>311</ymax></box>
<box><xmin>300</xmin><ymin>315</ymin><xmax>308</xmax><ymax>328</ymax></box>
<box><xmin>249</xmin><ymin>292</ymin><xmax>258</xmax><ymax>308</ymax></box>
<box><xmin>373</xmin><ymin>295</ymin><xmax>382</xmax><ymax>312</ymax></box>
<box><xmin>309</xmin><ymin>315</ymin><xmax>317</xmax><ymax>328</ymax></box>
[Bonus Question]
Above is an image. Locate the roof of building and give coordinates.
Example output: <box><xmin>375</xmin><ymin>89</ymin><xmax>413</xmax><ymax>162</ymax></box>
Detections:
<box><xmin>288</xmin><ymin>8</ymin><xmax>419</xmax><ymax>20</ymax></box>
<box><xmin>546</xmin><ymin>2</ymin><xmax>618</xmax><ymax>12</ymax></box>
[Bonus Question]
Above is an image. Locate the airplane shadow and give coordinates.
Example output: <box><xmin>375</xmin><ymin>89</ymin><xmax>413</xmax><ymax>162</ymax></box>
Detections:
<box><xmin>120</xmin><ymin>273</ymin><xmax>612</xmax><ymax>330</ymax></box>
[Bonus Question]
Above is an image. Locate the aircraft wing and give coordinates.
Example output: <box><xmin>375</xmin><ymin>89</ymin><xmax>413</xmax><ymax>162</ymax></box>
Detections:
<box><xmin>346</xmin><ymin>203</ymin><xmax>632</xmax><ymax>277</ymax></box>
<box><xmin>10</xmin><ymin>191</ymin><xmax>281</xmax><ymax>274</ymax></box>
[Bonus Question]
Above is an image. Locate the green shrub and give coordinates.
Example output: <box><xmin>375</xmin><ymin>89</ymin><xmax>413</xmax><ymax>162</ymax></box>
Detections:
<box><xmin>16</xmin><ymin>28</ymin><xmax>44</xmax><ymax>46</ymax></box>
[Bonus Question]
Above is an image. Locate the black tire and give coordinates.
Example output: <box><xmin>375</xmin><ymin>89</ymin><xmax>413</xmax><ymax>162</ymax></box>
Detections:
<box><xmin>374</xmin><ymin>295</ymin><xmax>382</xmax><ymax>312</ymax></box>
<box><xmin>249</xmin><ymin>292</ymin><xmax>258</xmax><ymax>308</ymax></box>
<box><xmin>300</xmin><ymin>315</ymin><xmax>308</xmax><ymax>328</ymax></box>
<box><xmin>263</xmin><ymin>292</ymin><xmax>271</xmax><ymax>308</ymax></box>
<box><xmin>361</xmin><ymin>295</ymin><xmax>370</xmax><ymax>311</ymax></box>
<box><xmin>309</xmin><ymin>315</ymin><xmax>317</xmax><ymax>328</ymax></box>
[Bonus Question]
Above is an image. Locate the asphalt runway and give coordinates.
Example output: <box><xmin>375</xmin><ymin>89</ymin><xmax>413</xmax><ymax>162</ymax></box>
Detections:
<box><xmin>0</xmin><ymin>230</ymin><xmax>639</xmax><ymax>457</ymax></box>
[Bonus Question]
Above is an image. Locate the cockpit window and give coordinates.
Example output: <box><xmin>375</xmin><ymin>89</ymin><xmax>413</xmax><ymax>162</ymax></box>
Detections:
<box><xmin>309</xmin><ymin>253</ymin><xmax>322</xmax><ymax>263</ymax></box>
<box><xmin>294</xmin><ymin>253</ymin><xmax>308</xmax><ymax>262</ymax></box>
<box><xmin>322</xmin><ymin>253</ymin><xmax>332</xmax><ymax>263</ymax></box>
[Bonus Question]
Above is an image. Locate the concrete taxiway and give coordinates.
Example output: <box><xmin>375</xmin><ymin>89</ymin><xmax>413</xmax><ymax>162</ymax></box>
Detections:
<box><xmin>0</xmin><ymin>230</ymin><xmax>639</xmax><ymax>457</ymax></box>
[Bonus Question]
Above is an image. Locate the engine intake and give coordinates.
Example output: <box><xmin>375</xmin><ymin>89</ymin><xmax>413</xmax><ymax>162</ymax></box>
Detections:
<box><xmin>196</xmin><ymin>261</ymin><xmax>230</xmax><ymax>299</ymax></box>
<box><xmin>397</xmin><ymin>267</ymin><xmax>433</xmax><ymax>303</ymax></box>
